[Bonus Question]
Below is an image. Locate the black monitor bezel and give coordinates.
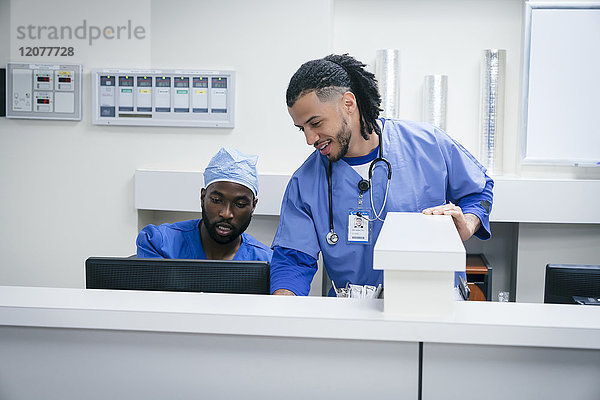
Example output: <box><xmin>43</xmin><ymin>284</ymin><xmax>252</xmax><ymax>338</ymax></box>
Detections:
<box><xmin>544</xmin><ymin>263</ymin><xmax>600</xmax><ymax>304</ymax></box>
<box><xmin>85</xmin><ymin>257</ymin><xmax>270</xmax><ymax>295</ymax></box>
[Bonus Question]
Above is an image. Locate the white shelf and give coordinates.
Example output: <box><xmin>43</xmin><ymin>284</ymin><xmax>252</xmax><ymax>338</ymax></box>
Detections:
<box><xmin>135</xmin><ymin>169</ymin><xmax>288</xmax><ymax>216</ymax></box>
<box><xmin>135</xmin><ymin>169</ymin><xmax>600</xmax><ymax>223</ymax></box>
<box><xmin>492</xmin><ymin>176</ymin><xmax>600</xmax><ymax>223</ymax></box>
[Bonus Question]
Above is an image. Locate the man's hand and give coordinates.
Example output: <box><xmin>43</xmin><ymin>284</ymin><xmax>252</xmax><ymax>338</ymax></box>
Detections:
<box><xmin>422</xmin><ymin>203</ymin><xmax>481</xmax><ymax>241</ymax></box>
<box><xmin>272</xmin><ymin>289</ymin><xmax>296</xmax><ymax>296</ymax></box>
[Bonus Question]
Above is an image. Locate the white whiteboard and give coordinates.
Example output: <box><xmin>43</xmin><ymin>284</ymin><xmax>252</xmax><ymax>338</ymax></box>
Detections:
<box><xmin>521</xmin><ymin>3</ymin><xmax>600</xmax><ymax>166</ymax></box>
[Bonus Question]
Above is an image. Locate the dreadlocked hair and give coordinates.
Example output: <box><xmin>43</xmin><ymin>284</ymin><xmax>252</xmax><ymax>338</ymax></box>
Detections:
<box><xmin>286</xmin><ymin>53</ymin><xmax>382</xmax><ymax>140</ymax></box>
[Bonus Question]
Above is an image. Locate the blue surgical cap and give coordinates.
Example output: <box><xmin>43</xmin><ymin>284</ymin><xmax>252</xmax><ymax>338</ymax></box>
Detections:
<box><xmin>203</xmin><ymin>148</ymin><xmax>259</xmax><ymax>196</ymax></box>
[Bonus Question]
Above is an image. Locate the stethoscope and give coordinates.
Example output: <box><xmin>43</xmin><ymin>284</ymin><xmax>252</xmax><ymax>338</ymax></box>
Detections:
<box><xmin>326</xmin><ymin>131</ymin><xmax>392</xmax><ymax>245</ymax></box>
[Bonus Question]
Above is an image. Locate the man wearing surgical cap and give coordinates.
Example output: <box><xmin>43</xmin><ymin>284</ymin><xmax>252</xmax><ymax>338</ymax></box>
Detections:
<box><xmin>136</xmin><ymin>148</ymin><xmax>272</xmax><ymax>262</ymax></box>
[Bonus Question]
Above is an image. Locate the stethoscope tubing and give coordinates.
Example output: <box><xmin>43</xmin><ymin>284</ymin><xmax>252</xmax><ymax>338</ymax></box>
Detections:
<box><xmin>326</xmin><ymin>131</ymin><xmax>391</xmax><ymax>245</ymax></box>
<box><xmin>326</xmin><ymin>160</ymin><xmax>339</xmax><ymax>245</ymax></box>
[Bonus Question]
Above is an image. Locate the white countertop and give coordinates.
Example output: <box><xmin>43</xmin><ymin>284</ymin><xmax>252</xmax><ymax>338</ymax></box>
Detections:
<box><xmin>1</xmin><ymin>286</ymin><xmax>599</xmax><ymax>350</ymax></box>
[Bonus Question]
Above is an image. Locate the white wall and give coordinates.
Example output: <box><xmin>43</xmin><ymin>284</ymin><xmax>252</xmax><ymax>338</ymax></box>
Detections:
<box><xmin>333</xmin><ymin>0</ymin><xmax>600</xmax><ymax>181</ymax></box>
<box><xmin>0</xmin><ymin>0</ymin><xmax>330</xmax><ymax>287</ymax></box>
<box><xmin>1</xmin><ymin>0</ymin><xmax>598</xmax><ymax>294</ymax></box>
<box><xmin>333</xmin><ymin>0</ymin><xmax>522</xmax><ymax>174</ymax></box>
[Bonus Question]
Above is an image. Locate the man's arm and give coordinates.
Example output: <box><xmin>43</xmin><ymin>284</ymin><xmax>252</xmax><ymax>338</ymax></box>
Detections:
<box><xmin>422</xmin><ymin>204</ymin><xmax>481</xmax><ymax>241</ymax></box>
<box><xmin>430</xmin><ymin>128</ymin><xmax>494</xmax><ymax>241</ymax></box>
<box><xmin>270</xmin><ymin>246</ymin><xmax>318</xmax><ymax>296</ymax></box>
<box><xmin>136</xmin><ymin>226</ymin><xmax>164</xmax><ymax>258</ymax></box>
<box><xmin>423</xmin><ymin>174</ymin><xmax>494</xmax><ymax>241</ymax></box>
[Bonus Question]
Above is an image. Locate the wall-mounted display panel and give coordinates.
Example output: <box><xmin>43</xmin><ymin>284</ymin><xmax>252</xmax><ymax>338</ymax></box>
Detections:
<box><xmin>91</xmin><ymin>68</ymin><xmax>235</xmax><ymax>128</ymax></box>
<box><xmin>6</xmin><ymin>63</ymin><xmax>82</xmax><ymax>120</ymax></box>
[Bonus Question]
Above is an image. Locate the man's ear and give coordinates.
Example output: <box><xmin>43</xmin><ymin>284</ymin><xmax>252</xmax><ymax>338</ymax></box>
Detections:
<box><xmin>200</xmin><ymin>188</ymin><xmax>206</xmax><ymax>208</ymax></box>
<box><xmin>341</xmin><ymin>91</ymin><xmax>358</xmax><ymax>113</ymax></box>
<box><xmin>251</xmin><ymin>196</ymin><xmax>258</xmax><ymax>212</ymax></box>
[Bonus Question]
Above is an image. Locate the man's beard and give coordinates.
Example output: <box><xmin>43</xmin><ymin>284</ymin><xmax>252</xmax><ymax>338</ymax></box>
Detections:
<box><xmin>202</xmin><ymin>209</ymin><xmax>252</xmax><ymax>245</ymax></box>
<box><xmin>328</xmin><ymin>117</ymin><xmax>351</xmax><ymax>162</ymax></box>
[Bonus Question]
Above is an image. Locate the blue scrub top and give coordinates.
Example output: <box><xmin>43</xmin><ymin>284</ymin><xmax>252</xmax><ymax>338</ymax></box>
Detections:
<box><xmin>271</xmin><ymin>119</ymin><xmax>493</xmax><ymax>295</ymax></box>
<box><xmin>136</xmin><ymin>219</ymin><xmax>273</xmax><ymax>262</ymax></box>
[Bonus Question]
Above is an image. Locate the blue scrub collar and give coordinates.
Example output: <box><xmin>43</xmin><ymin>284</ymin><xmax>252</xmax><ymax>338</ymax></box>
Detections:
<box><xmin>343</xmin><ymin>145</ymin><xmax>379</xmax><ymax>166</ymax></box>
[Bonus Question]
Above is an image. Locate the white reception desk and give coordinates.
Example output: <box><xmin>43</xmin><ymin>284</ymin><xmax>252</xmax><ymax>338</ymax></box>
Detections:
<box><xmin>1</xmin><ymin>286</ymin><xmax>599</xmax><ymax>399</ymax></box>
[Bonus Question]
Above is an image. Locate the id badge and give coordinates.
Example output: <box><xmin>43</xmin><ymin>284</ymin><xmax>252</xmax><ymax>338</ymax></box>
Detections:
<box><xmin>348</xmin><ymin>210</ymin><xmax>370</xmax><ymax>244</ymax></box>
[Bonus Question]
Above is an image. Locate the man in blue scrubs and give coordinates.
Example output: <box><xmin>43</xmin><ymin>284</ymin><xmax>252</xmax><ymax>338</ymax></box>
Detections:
<box><xmin>271</xmin><ymin>54</ymin><xmax>493</xmax><ymax>296</ymax></box>
<box><xmin>136</xmin><ymin>148</ymin><xmax>272</xmax><ymax>262</ymax></box>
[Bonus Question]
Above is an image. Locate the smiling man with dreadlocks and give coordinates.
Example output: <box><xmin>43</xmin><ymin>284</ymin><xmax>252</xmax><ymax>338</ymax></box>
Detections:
<box><xmin>270</xmin><ymin>54</ymin><xmax>494</xmax><ymax>296</ymax></box>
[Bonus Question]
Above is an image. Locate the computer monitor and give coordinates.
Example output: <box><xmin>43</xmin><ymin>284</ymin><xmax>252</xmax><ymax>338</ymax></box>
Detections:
<box><xmin>85</xmin><ymin>257</ymin><xmax>270</xmax><ymax>295</ymax></box>
<box><xmin>544</xmin><ymin>264</ymin><xmax>600</xmax><ymax>304</ymax></box>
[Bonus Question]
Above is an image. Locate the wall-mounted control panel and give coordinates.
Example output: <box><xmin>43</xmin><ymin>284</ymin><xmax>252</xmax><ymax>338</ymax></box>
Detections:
<box><xmin>6</xmin><ymin>63</ymin><xmax>82</xmax><ymax>120</ymax></box>
<box><xmin>92</xmin><ymin>68</ymin><xmax>235</xmax><ymax>128</ymax></box>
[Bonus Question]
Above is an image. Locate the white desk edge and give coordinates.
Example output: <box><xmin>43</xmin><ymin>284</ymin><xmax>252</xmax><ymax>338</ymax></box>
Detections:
<box><xmin>1</xmin><ymin>286</ymin><xmax>599</xmax><ymax>350</ymax></box>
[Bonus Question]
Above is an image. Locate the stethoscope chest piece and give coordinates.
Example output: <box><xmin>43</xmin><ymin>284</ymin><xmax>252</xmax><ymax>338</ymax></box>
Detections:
<box><xmin>326</xmin><ymin>230</ymin><xmax>339</xmax><ymax>245</ymax></box>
